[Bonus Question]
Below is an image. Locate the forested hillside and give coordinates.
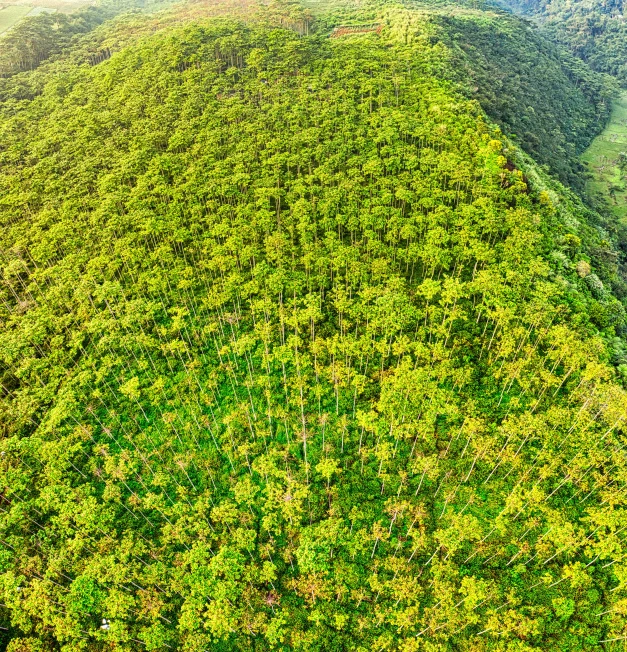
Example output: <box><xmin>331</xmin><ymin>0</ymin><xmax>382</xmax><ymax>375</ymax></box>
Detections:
<box><xmin>1</xmin><ymin>0</ymin><xmax>614</xmax><ymax>185</ymax></box>
<box><xmin>1</xmin><ymin>0</ymin><xmax>627</xmax><ymax>651</ymax></box>
<box><xmin>384</xmin><ymin>6</ymin><xmax>616</xmax><ymax>187</ymax></box>
<box><xmin>497</xmin><ymin>0</ymin><xmax>627</xmax><ymax>83</ymax></box>
<box><xmin>0</xmin><ymin>0</ymin><xmax>178</xmax><ymax>77</ymax></box>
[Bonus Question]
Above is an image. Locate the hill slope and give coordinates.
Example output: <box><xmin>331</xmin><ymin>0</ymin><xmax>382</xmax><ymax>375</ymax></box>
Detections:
<box><xmin>0</xmin><ymin>0</ymin><xmax>615</xmax><ymax>188</ymax></box>
<box><xmin>418</xmin><ymin>7</ymin><xmax>616</xmax><ymax>187</ymax></box>
<box><xmin>0</xmin><ymin>0</ymin><xmax>174</xmax><ymax>77</ymax></box>
<box><xmin>497</xmin><ymin>0</ymin><xmax>627</xmax><ymax>84</ymax></box>
<box><xmin>1</xmin><ymin>2</ymin><xmax>627</xmax><ymax>651</ymax></box>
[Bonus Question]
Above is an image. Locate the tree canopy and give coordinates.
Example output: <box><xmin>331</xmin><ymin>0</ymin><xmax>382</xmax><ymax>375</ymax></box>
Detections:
<box><xmin>498</xmin><ymin>0</ymin><xmax>627</xmax><ymax>84</ymax></box>
<box><xmin>1</xmin><ymin>1</ymin><xmax>627</xmax><ymax>651</ymax></box>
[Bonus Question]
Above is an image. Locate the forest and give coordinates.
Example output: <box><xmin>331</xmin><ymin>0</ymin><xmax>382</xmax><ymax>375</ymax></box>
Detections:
<box><xmin>497</xmin><ymin>0</ymin><xmax>627</xmax><ymax>83</ymax></box>
<box><xmin>1</xmin><ymin>0</ymin><xmax>627</xmax><ymax>650</ymax></box>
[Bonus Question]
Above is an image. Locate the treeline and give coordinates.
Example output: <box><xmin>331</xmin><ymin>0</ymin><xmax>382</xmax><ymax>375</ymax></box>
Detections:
<box><xmin>0</xmin><ymin>0</ymin><xmax>316</xmax><ymax>86</ymax></box>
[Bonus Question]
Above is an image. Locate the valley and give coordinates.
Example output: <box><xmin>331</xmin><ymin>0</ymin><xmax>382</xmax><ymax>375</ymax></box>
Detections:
<box><xmin>583</xmin><ymin>90</ymin><xmax>627</xmax><ymax>222</ymax></box>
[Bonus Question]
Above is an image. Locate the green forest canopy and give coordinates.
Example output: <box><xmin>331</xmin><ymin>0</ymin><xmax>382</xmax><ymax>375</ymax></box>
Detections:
<box><xmin>1</xmin><ymin>1</ymin><xmax>627</xmax><ymax>650</ymax></box>
<box><xmin>497</xmin><ymin>0</ymin><xmax>627</xmax><ymax>84</ymax></box>
<box><xmin>1</xmin><ymin>0</ymin><xmax>617</xmax><ymax>188</ymax></box>
<box><xmin>419</xmin><ymin>7</ymin><xmax>616</xmax><ymax>188</ymax></box>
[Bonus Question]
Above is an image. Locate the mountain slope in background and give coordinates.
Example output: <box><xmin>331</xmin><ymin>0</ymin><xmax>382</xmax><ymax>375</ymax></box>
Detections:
<box><xmin>421</xmin><ymin>7</ymin><xmax>616</xmax><ymax>187</ymax></box>
<box><xmin>1</xmin><ymin>1</ymin><xmax>627</xmax><ymax>650</ymax></box>
<box><xmin>0</xmin><ymin>0</ymin><xmax>177</xmax><ymax>77</ymax></box>
<box><xmin>497</xmin><ymin>0</ymin><xmax>627</xmax><ymax>83</ymax></box>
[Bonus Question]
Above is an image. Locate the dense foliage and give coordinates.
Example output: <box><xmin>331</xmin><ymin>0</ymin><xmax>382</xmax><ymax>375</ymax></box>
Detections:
<box><xmin>498</xmin><ymin>0</ymin><xmax>627</xmax><ymax>84</ymax></box>
<box><xmin>0</xmin><ymin>0</ymin><xmax>176</xmax><ymax>78</ymax></box>
<box><xmin>417</xmin><ymin>8</ymin><xmax>616</xmax><ymax>188</ymax></box>
<box><xmin>1</xmin><ymin>0</ymin><xmax>614</xmax><ymax>188</ymax></box>
<box><xmin>1</xmin><ymin>2</ymin><xmax>627</xmax><ymax>651</ymax></box>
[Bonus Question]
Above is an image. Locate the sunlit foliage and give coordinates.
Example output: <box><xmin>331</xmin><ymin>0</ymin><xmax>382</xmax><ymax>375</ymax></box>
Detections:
<box><xmin>0</xmin><ymin>3</ymin><xmax>626</xmax><ymax>651</ymax></box>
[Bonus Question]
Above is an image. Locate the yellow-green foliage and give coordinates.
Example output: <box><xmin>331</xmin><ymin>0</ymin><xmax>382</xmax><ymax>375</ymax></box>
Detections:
<box><xmin>0</xmin><ymin>4</ymin><xmax>626</xmax><ymax>651</ymax></box>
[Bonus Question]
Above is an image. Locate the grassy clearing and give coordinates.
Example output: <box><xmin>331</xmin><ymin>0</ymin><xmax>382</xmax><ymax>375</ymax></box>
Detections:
<box><xmin>7</xmin><ymin>0</ymin><xmax>91</xmax><ymax>13</ymax></box>
<box><xmin>582</xmin><ymin>90</ymin><xmax>627</xmax><ymax>222</ymax></box>
<box><xmin>0</xmin><ymin>4</ymin><xmax>31</xmax><ymax>33</ymax></box>
<box><xmin>27</xmin><ymin>5</ymin><xmax>55</xmax><ymax>14</ymax></box>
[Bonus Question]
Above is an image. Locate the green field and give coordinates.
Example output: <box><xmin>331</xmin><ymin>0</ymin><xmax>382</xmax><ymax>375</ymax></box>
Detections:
<box><xmin>0</xmin><ymin>4</ymin><xmax>32</xmax><ymax>33</ymax></box>
<box><xmin>582</xmin><ymin>90</ymin><xmax>627</xmax><ymax>221</ymax></box>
